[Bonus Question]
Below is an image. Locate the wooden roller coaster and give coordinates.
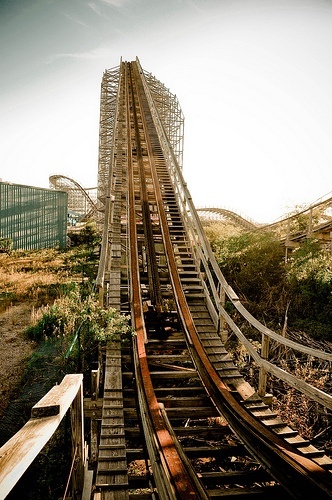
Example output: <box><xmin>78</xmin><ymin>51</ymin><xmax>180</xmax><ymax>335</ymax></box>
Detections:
<box><xmin>1</xmin><ymin>58</ymin><xmax>332</xmax><ymax>499</ymax></box>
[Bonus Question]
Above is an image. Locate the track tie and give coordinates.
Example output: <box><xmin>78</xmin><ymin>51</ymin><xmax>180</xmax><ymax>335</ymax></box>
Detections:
<box><xmin>184</xmin><ymin>444</ymin><xmax>246</xmax><ymax>458</ymax></box>
<box><xmin>250</xmin><ymin>410</ymin><xmax>279</xmax><ymax>419</ymax></box>
<box><xmin>203</xmin><ymin>349</ymin><xmax>230</xmax><ymax>357</ymax></box>
<box><xmin>95</xmin><ymin>481</ymin><xmax>129</xmax><ymax>489</ymax></box>
<box><xmin>216</xmin><ymin>363</ymin><xmax>239</xmax><ymax>369</ymax></box>
<box><xmin>150</xmin><ymin>370</ymin><xmax>199</xmax><ymax>379</ymax></box>
<box><xmin>274</xmin><ymin>428</ymin><xmax>299</xmax><ymax>438</ymax></box>
<box><xmin>100</xmin><ymin>431</ymin><xmax>126</xmax><ymax>438</ymax></box>
<box><xmin>206</xmin><ymin>484</ymin><xmax>285</xmax><ymax>498</ymax></box>
<box><xmin>198</xmin><ymin>468</ymin><xmax>273</xmax><ymax>484</ymax></box>
<box><xmin>296</xmin><ymin>447</ymin><xmax>325</xmax><ymax>458</ymax></box>
<box><xmin>283</xmin><ymin>436</ymin><xmax>309</xmax><ymax>446</ymax></box>
<box><xmin>216</xmin><ymin>371</ymin><xmax>243</xmax><ymax>379</ymax></box>
<box><xmin>243</xmin><ymin>402</ymin><xmax>268</xmax><ymax>410</ymax></box>
<box><xmin>99</xmin><ymin>444</ymin><xmax>127</xmax><ymax>450</ymax></box>
<box><xmin>103</xmin><ymin>404</ymin><xmax>124</xmax><ymax>409</ymax></box>
<box><xmin>201</xmin><ymin>335</ymin><xmax>225</xmax><ymax>341</ymax></box>
<box><xmin>313</xmin><ymin>456</ymin><xmax>332</xmax><ymax>469</ymax></box>
<box><xmin>241</xmin><ymin>399</ymin><xmax>269</xmax><ymax>410</ymax></box>
<box><xmin>165</xmin><ymin>407</ymin><xmax>219</xmax><ymax>418</ymax></box>
<box><xmin>173</xmin><ymin>426</ymin><xmax>231</xmax><ymax>437</ymax></box>
<box><xmin>261</xmin><ymin>418</ymin><xmax>289</xmax><ymax>428</ymax></box>
<box><xmin>242</xmin><ymin>395</ymin><xmax>263</xmax><ymax>403</ymax></box>
<box><xmin>98</xmin><ymin>455</ymin><xmax>127</xmax><ymax>461</ymax></box>
<box><xmin>101</xmin><ymin>423</ymin><xmax>125</xmax><ymax>428</ymax></box>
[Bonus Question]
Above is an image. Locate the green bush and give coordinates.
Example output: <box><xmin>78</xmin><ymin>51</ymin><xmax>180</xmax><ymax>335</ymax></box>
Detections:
<box><xmin>286</xmin><ymin>239</ymin><xmax>332</xmax><ymax>338</ymax></box>
<box><xmin>25</xmin><ymin>283</ymin><xmax>132</xmax><ymax>364</ymax></box>
<box><xmin>210</xmin><ymin>229</ymin><xmax>332</xmax><ymax>340</ymax></box>
<box><xmin>67</xmin><ymin>221</ymin><xmax>101</xmax><ymax>247</ymax></box>
<box><xmin>213</xmin><ymin>231</ymin><xmax>288</xmax><ymax>323</ymax></box>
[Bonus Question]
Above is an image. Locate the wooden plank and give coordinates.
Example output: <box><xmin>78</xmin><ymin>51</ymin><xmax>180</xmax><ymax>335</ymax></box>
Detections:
<box><xmin>82</xmin><ymin>467</ymin><xmax>94</xmax><ymax>500</ymax></box>
<box><xmin>90</xmin><ymin>418</ymin><xmax>99</xmax><ymax>462</ymax></box>
<box><xmin>165</xmin><ymin>407</ymin><xmax>219</xmax><ymax>418</ymax></box>
<box><xmin>91</xmin><ymin>367</ymin><xmax>100</xmax><ymax>400</ymax></box>
<box><xmin>71</xmin><ymin>381</ymin><xmax>85</xmax><ymax>495</ymax></box>
<box><xmin>0</xmin><ymin>374</ymin><xmax>83</xmax><ymax>499</ymax></box>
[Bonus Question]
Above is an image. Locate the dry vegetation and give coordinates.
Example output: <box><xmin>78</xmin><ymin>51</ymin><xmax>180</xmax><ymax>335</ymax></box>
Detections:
<box><xmin>0</xmin><ymin>248</ymin><xmax>80</xmax><ymax>310</ymax></box>
<box><xmin>0</xmin><ymin>248</ymin><xmax>83</xmax><ymax>418</ymax></box>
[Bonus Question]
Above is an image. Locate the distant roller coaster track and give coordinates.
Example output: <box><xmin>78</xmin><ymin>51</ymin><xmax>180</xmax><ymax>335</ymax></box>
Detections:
<box><xmin>49</xmin><ymin>174</ymin><xmax>97</xmax><ymax>222</ymax></box>
<box><xmin>196</xmin><ymin>207</ymin><xmax>259</xmax><ymax>230</ymax></box>
<box><xmin>197</xmin><ymin>194</ymin><xmax>332</xmax><ymax>246</ymax></box>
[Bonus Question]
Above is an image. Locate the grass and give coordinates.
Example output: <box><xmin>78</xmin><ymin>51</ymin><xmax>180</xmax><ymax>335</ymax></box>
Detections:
<box><xmin>0</xmin><ymin>246</ymin><xmax>92</xmax><ymax>311</ymax></box>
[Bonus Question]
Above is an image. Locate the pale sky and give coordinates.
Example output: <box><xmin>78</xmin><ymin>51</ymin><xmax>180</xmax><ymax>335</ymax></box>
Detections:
<box><xmin>1</xmin><ymin>0</ymin><xmax>332</xmax><ymax>223</ymax></box>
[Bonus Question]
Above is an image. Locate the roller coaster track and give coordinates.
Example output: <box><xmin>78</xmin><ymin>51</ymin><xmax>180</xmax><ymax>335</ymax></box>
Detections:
<box><xmin>196</xmin><ymin>207</ymin><xmax>259</xmax><ymax>231</ymax></box>
<box><xmin>93</xmin><ymin>59</ymin><xmax>332</xmax><ymax>499</ymax></box>
<box><xmin>49</xmin><ymin>174</ymin><xmax>97</xmax><ymax>222</ymax></box>
<box><xmin>1</xmin><ymin>59</ymin><xmax>332</xmax><ymax>500</ymax></box>
<box><xmin>196</xmin><ymin>196</ymin><xmax>332</xmax><ymax>247</ymax></box>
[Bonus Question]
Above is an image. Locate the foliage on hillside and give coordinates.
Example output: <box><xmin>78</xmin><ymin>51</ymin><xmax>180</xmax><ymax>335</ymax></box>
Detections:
<box><xmin>209</xmin><ymin>228</ymin><xmax>332</xmax><ymax>339</ymax></box>
<box><xmin>0</xmin><ymin>222</ymin><xmax>102</xmax><ymax>412</ymax></box>
<box><xmin>25</xmin><ymin>283</ymin><xmax>132</xmax><ymax>375</ymax></box>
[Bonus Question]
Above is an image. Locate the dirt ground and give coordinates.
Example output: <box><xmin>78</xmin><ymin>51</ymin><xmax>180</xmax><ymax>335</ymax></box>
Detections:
<box><xmin>0</xmin><ymin>304</ymin><xmax>36</xmax><ymax>418</ymax></box>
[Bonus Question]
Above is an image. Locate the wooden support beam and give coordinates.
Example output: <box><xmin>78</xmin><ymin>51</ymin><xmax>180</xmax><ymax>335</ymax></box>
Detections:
<box><xmin>89</xmin><ymin>364</ymin><xmax>101</xmax><ymax>465</ymax></box>
<box><xmin>258</xmin><ymin>334</ymin><xmax>269</xmax><ymax>400</ymax></box>
<box><xmin>71</xmin><ymin>381</ymin><xmax>85</xmax><ymax>499</ymax></box>
<box><xmin>91</xmin><ymin>366</ymin><xmax>100</xmax><ymax>401</ymax></box>
<box><xmin>218</xmin><ymin>286</ymin><xmax>228</xmax><ymax>343</ymax></box>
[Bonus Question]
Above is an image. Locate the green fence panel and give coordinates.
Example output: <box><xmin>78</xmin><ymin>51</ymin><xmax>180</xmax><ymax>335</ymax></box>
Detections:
<box><xmin>0</xmin><ymin>182</ymin><xmax>68</xmax><ymax>250</ymax></box>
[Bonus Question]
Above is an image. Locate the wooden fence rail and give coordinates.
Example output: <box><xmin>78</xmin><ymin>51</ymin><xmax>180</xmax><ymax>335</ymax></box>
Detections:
<box><xmin>0</xmin><ymin>374</ymin><xmax>84</xmax><ymax>499</ymax></box>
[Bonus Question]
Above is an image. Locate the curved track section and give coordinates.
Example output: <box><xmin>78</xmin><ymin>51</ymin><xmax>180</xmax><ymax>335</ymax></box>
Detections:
<box><xmin>94</xmin><ymin>59</ymin><xmax>332</xmax><ymax>499</ymax></box>
<box><xmin>196</xmin><ymin>207</ymin><xmax>259</xmax><ymax>230</ymax></box>
<box><xmin>197</xmin><ymin>196</ymin><xmax>332</xmax><ymax>246</ymax></box>
<box><xmin>49</xmin><ymin>174</ymin><xmax>97</xmax><ymax>222</ymax></box>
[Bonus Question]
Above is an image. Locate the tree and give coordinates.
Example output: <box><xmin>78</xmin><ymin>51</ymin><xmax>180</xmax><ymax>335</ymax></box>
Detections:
<box><xmin>213</xmin><ymin>231</ymin><xmax>287</xmax><ymax>324</ymax></box>
<box><xmin>286</xmin><ymin>239</ymin><xmax>332</xmax><ymax>339</ymax></box>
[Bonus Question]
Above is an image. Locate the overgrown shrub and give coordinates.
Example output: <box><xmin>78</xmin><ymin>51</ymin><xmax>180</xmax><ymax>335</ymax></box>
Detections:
<box><xmin>286</xmin><ymin>239</ymin><xmax>332</xmax><ymax>339</ymax></box>
<box><xmin>25</xmin><ymin>283</ymin><xmax>132</xmax><ymax>366</ymax></box>
<box><xmin>67</xmin><ymin>221</ymin><xmax>100</xmax><ymax>247</ymax></box>
<box><xmin>213</xmin><ymin>231</ymin><xmax>288</xmax><ymax>323</ymax></box>
<box><xmin>209</xmin><ymin>229</ymin><xmax>332</xmax><ymax>339</ymax></box>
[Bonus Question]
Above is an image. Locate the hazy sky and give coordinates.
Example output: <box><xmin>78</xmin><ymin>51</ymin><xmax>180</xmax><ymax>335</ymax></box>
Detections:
<box><xmin>1</xmin><ymin>0</ymin><xmax>332</xmax><ymax>222</ymax></box>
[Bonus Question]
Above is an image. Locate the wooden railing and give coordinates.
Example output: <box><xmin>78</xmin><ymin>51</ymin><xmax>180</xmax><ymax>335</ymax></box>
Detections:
<box><xmin>0</xmin><ymin>374</ymin><xmax>86</xmax><ymax>499</ymax></box>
